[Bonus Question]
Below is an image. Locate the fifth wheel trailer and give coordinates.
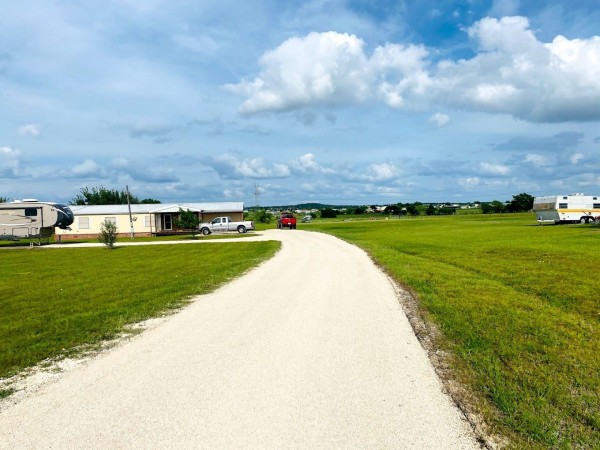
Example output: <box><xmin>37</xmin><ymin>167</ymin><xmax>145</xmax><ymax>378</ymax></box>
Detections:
<box><xmin>532</xmin><ymin>194</ymin><xmax>600</xmax><ymax>224</ymax></box>
<box><xmin>0</xmin><ymin>200</ymin><xmax>74</xmax><ymax>241</ymax></box>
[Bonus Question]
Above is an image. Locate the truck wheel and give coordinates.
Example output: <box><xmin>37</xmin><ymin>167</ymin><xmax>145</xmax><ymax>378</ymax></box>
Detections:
<box><xmin>202</xmin><ymin>228</ymin><xmax>211</xmax><ymax>235</ymax></box>
<box><xmin>580</xmin><ymin>217</ymin><xmax>587</xmax><ymax>224</ymax></box>
<box><xmin>237</xmin><ymin>225</ymin><xmax>247</xmax><ymax>233</ymax></box>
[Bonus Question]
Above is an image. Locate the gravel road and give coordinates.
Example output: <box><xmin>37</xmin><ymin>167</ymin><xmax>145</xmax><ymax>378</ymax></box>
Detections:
<box><xmin>0</xmin><ymin>230</ymin><xmax>480</xmax><ymax>449</ymax></box>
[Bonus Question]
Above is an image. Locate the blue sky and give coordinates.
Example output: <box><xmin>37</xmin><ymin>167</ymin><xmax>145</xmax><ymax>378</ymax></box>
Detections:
<box><xmin>1</xmin><ymin>0</ymin><xmax>599</xmax><ymax>205</ymax></box>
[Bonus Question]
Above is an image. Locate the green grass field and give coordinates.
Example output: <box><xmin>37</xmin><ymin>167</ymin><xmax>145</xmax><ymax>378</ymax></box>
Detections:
<box><xmin>307</xmin><ymin>213</ymin><xmax>599</xmax><ymax>449</ymax></box>
<box><xmin>0</xmin><ymin>241</ymin><xmax>279</xmax><ymax>381</ymax></box>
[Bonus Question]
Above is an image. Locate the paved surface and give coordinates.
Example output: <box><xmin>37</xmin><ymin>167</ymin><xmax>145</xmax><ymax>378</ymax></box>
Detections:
<box><xmin>0</xmin><ymin>230</ymin><xmax>480</xmax><ymax>449</ymax></box>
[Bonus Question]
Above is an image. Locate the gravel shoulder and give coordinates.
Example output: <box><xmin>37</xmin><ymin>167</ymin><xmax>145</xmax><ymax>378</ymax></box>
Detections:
<box><xmin>0</xmin><ymin>230</ymin><xmax>481</xmax><ymax>449</ymax></box>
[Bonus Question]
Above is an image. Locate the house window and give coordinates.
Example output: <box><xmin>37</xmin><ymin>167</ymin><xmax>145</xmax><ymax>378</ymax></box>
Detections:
<box><xmin>79</xmin><ymin>217</ymin><xmax>90</xmax><ymax>229</ymax></box>
<box><xmin>24</xmin><ymin>208</ymin><xmax>38</xmax><ymax>216</ymax></box>
<box><xmin>558</xmin><ymin>203</ymin><xmax>568</xmax><ymax>209</ymax></box>
<box><xmin>105</xmin><ymin>216</ymin><xmax>116</xmax><ymax>224</ymax></box>
<box><xmin>145</xmin><ymin>215</ymin><xmax>152</xmax><ymax>227</ymax></box>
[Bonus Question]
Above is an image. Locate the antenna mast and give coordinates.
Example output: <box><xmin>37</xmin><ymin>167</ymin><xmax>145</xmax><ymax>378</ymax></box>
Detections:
<box><xmin>254</xmin><ymin>182</ymin><xmax>260</xmax><ymax>207</ymax></box>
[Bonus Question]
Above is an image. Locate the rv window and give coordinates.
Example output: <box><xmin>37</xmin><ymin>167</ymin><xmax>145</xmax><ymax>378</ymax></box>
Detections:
<box><xmin>594</xmin><ymin>203</ymin><xmax>600</xmax><ymax>209</ymax></box>
<box><xmin>24</xmin><ymin>208</ymin><xmax>38</xmax><ymax>216</ymax></box>
<box><xmin>558</xmin><ymin>203</ymin><xmax>568</xmax><ymax>209</ymax></box>
<box><xmin>563</xmin><ymin>196</ymin><xmax>568</xmax><ymax>200</ymax></box>
<box><xmin>79</xmin><ymin>217</ymin><xmax>90</xmax><ymax>229</ymax></box>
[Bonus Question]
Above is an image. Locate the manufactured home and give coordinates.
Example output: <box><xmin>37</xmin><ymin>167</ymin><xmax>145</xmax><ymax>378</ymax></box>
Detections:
<box><xmin>0</xmin><ymin>200</ymin><xmax>74</xmax><ymax>241</ymax></box>
<box><xmin>55</xmin><ymin>202</ymin><xmax>244</xmax><ymax>240</ymax></box>
<box><xmin>533</xmin><ymin>194</ymin><xmax>600</xmax><ymax>224</ymax></box>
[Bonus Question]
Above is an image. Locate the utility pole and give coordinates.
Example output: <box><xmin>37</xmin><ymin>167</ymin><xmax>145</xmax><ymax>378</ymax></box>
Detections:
<box><xmin>254</xmin><ymin>182</ymin><xmax>260</xmax><ymax>207</ymax></box>
<box><xmin>125</xmin><ymin>185</ymin><xmax>134</xmax><ymax>239</ymax></box>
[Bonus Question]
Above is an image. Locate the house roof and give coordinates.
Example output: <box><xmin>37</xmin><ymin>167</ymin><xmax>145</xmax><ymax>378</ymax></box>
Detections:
<box><xmin>69</xmin><ymin>202</ymin><xmax>244</xmax><ymax>215</ymax></box>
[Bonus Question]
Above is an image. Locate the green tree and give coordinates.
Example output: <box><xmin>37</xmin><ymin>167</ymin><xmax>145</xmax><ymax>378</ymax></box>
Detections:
<box><xmin>383</xmin><ymin>204</ymin><xmax>401</xmax><ymax>215</ymax></box>
<box><xmin>71</xmin><ymin>186</ymin><xmax>161</xmax><ymax>205</ymax></box>
<box><xmin>426</xmin><ymin>204</ymin><xmax>436</xmax><ymax>216</ymax></box>
<box><xmin>98</xmin><ymin>219</ymin><xmax>118</xmax><ymax>249</ymax></box>
<box><xmin>508</xmin><ymin>193</ymin><xmax>534</xmax><ymax>212</ymax></box>
<box><xmin>354</xmin><ymin>206</ymin><xmax>367</xmax><ymax>215</ymax></box>
<box><xmin>0</xmin><ymin>196</ymin><xmax>8</xmax><ymax>203</ymax></box>
<box><xmin>253</xmin><ymin>209</ymin><xmax>274</xmax><ymax>224</ymax></box>
<box><xmin>174</xmin><ymin>208</ymin><xmax>200</xmax><ymax>234</ymax></box>
<box><xmin>321</xmin><ymin>208</ymin><xmax>337</xmax><ymax>218</ymax></box>
<box><xmin>481</xmin><ymin>200</ymin><xmax>507</xmax><ymax>214</ymax></box>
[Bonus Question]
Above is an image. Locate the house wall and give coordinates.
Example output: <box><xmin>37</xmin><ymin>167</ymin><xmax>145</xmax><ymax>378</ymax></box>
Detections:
<box><xmin>55</xmin><ymin>213</ymin><xmax>155</xmax><ymax>240</ymax></box>
<box><xmin>55</xmin><ymin>208</ymin><xmax>244</xmax><ymax>240</ymax></box>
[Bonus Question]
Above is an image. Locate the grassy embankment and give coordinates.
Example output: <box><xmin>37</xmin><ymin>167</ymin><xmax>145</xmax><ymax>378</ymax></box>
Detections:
<box><xmin>308</xmin><ymin>213</ymin><xmax>598</xmax><ymax>449</ymax></box>
<box><xmin>0</xmin><ymin>241</ymin><xmax>279</xmax><ymax>384</ymax></box>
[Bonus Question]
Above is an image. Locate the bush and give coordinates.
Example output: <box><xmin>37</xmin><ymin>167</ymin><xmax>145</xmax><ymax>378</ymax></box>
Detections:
<box><xmin>98</xmin><ymin>219</ymin><xmax>118</xmax><ymax>249</ymax></box>
<box><xmin>175</xmin><ymin>208</ymin><xmax>199</xmax><ymax>233</ymax></box>
<box><xmin>320</xmin><ymin>208</ymin><xmax>337</xmax><ymax>218</ymax></box>
<box><xmin>254</xmin><ymin>209</ymin><xmax>274</xmax><ymax>224</ymax></box>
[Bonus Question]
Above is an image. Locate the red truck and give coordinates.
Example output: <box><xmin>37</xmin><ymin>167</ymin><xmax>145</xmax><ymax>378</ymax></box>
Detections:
<box><xmin>277</xmin><ymin>212</ymin><xmax>297</xmax><ymax>229</ymax></box>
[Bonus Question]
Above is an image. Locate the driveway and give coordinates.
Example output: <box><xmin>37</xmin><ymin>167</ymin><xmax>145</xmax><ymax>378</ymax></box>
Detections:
<box><xmin>0</xmin><ymin>230</ymin><xmax>480</xmax><ymax>449</ymax></box>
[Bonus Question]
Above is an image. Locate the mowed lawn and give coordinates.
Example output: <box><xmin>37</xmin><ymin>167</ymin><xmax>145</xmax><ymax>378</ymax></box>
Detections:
<box><xmin>0</xmin><ymin>241</ymin><xmax>279</xmax><ymax>383</ymax></box>
<box><xmin>309</xmin><ymin>214</ymin><xmax>598</xmax><ymax>449</ymax></box>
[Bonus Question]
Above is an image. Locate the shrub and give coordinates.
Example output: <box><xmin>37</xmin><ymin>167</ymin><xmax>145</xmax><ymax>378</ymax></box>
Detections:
<box><xmin>254</xmin><ymin>209</ymin><xmax>274</xmax><ymax>224</ymax></box>
<box><xmin>98</xmin><ymin>219</ymin><xmax>118</xmax><ymax>249</ymax></box>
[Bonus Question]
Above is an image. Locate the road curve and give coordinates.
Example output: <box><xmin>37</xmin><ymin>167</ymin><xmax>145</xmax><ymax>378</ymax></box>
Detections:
<box><xmin>0</xmin><ymin>230</ymin><xmax>480</xmax><ymax>449</ymax></box>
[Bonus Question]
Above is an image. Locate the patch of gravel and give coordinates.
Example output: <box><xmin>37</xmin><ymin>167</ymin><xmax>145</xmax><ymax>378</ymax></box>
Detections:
<box><xmin>0</xmin><ymin>316</ymin><xmax>169</xmax><ymax>412</ymax></box>
<box><xmin>386</xmin><ymin>275</ymin><xmax>505</xmax><ymax>450</ymax></box>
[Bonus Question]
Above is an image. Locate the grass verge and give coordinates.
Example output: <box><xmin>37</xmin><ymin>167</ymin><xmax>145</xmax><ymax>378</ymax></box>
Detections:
<box><xmin>309</xmin><ymin>214</ymin><xmax>599</xmax><ymax>449</ymax></box>
<box><xmin>0</xmin><ymin>241</ymin><xmax>279</xmax><ymax>379</ymax></box>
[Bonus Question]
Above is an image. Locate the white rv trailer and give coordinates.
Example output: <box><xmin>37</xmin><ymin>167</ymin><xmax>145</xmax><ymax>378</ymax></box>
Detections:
<box><xmin>0</xmin><ymin>200</ymin><xmax>74</xmax><ymax>241</ymax></box>
<box><xmin>532</xmin><ymin>194</ymin><xmax>600</xmax><ymax>224</ymax></box>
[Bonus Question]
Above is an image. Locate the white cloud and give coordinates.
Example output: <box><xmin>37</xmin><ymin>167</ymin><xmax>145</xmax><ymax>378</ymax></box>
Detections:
<box><xmin>290</xmin><ymin>153</ymin><xmax>334</xmax><ymax>174</ymax></box>
<box><xmin>366</xmin><ymin>163</ymin><xmax>397</xmax><ymax>181</ymax></box>
<box><xmin>210</xmin><ymin>154</ymin><xmax>291</xmax><ymax>179</ymax></box>
<box><xmin>226</xmin><ymin>32</ymin><xmax>429</xmax><ymax>114</ymax></box>
<box><xmin>458</xmin><ymin>177</ymin><xmax>481</xmax><ymax>188</ymax></box>
<box><xmin>0</xmin><ymin>146</ymin><xmax>23</xmax><ymax>178</ymax></box>
<box><xmin>524</xmin><ymin>154</ymin><xmax>551</xmax><ymax>167</ymax></box>
<box><xmin>569</xmin><ymin>153</ymin><xmax>584</xmax><ymax>164</ymax></box>
<box><xmin>479</xmin><ymin>162</ymin><xmax>510</xmax><ymax>176</ymax></box>
<box><xmin>18</xmin><ymin>123</ymin><xmax>41</xmax><ymax>137</ymax></box>
<box><xmin>436</xmin><ymin>16</ymin><xmax>600</xmax><ymax>122</ymax></box>
<box><xmin>72</xmin><ymin>159</ymin><xmax>102</xmax><ymax>177</ymax></box>
<box><xmin>228</xmin><ymin>19</ymin><xmax>600</xmax><ymax>123</ymax></box>
<box><xmin>223</xmin><ymin>187</ymin><xmax>246</xmax><ymax>198</ymax></box>
<box><xmin>109</xmin><ymin>158</ymin><xmax>179</xmax><ymax>183</ymax></box>
<box><xmin>429</xmin><ymin>112</ymin><xmax>450</xmax><ymax>127</ymax></box>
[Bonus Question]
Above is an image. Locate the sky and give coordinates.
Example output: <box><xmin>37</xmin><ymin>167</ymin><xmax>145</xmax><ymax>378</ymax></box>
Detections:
<box><xmin>1</xmin><ymin>0</ymin><xmax>600</xmax><ymax>206</ymax></box>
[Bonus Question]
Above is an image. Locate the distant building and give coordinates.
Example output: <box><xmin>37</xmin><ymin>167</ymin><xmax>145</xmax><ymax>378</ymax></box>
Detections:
<box><xmin>55</xmin><ymin>202</ymin><xmax>244</xmax><ymax>240</ymax></box>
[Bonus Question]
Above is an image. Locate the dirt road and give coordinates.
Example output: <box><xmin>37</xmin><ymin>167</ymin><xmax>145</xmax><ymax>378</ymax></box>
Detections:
<box><xmin>0</xmin><ymin>230</ymin><xmax>480</xmax><ymax>448</ymax></box>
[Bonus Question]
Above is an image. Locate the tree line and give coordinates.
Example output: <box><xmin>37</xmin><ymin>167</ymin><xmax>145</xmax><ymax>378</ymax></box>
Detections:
<box><xmin>316</xmin><ymin>193</ymin><xmax>535</xmax><ymax>218</ymax></box>
<box><xmin>71</xmin><ymin>186</ymin><xmax>161</xmax><ymax>205</ymax></box>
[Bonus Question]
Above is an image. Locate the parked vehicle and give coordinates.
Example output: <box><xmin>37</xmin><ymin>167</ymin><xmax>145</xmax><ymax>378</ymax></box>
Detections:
<box><xmin>533</xmin><ymin>194</ymin><xmax>600</xmax><ymax>224</ymax></box>
<box><xmin>277</xmin><ymin>212</ymin><xmax>297</xmax><ymax>229</ymax></box>
<box><xmin>301</xmin><ymin>215</ymin><xmax>312</xmax><ymax>223</ymax></box>
<box><xmin>198</xmin><ymin>216</ymin><xmax>254</xmax><ymax>235</ymax></box>
<box><xmin>0</xmin><ymin>199</ymin><xmax>74</xmax><ymax>240</ymax></box>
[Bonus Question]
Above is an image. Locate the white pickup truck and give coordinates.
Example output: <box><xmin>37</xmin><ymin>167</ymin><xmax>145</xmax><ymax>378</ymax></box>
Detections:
<box><xmin>198</xmin><ymin>216</ymin><xmax>255</xmax><ymax>235</ymax></box>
